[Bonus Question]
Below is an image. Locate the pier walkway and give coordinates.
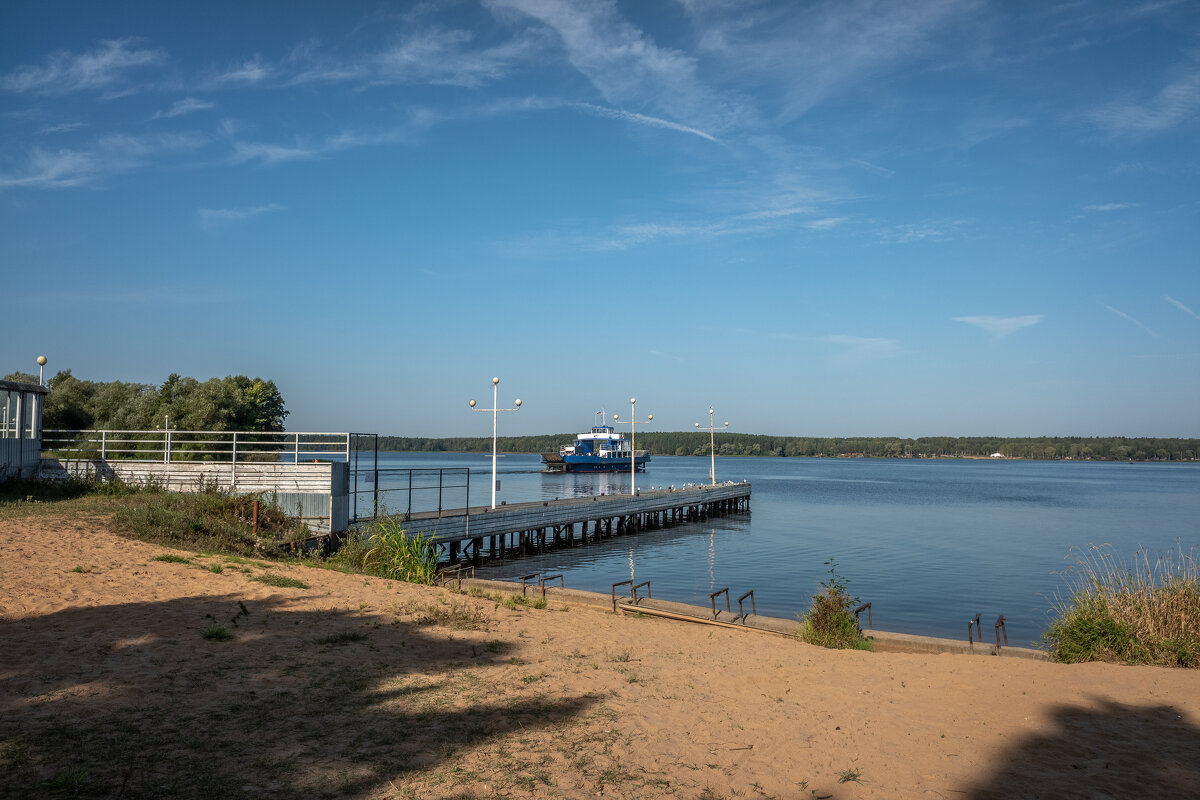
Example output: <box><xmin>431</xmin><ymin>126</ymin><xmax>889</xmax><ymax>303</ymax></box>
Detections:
<box><xmin>394</xmin><ymin>481</ymin><xmax>751</xmax><ymax>563</ymax></box>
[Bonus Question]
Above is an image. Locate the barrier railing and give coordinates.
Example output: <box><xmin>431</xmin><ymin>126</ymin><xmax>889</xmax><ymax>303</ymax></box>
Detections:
<box><xmin>42</xmin><ymin>429</ymin><xmax>351</xmax><ymax>464</ymax></box>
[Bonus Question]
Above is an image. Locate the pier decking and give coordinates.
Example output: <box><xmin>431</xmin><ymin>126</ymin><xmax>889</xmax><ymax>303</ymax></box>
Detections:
<box><xmin>394</xmin><ymin>481</ymin><xmax>751</xmax><ymax>563</ymax></box>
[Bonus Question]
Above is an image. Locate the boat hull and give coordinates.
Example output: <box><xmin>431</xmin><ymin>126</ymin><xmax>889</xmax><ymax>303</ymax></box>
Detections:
<box><xmin>541</xmin><ymin>453</ymin><xmax>651</xmax><ymax>473</ymax></box>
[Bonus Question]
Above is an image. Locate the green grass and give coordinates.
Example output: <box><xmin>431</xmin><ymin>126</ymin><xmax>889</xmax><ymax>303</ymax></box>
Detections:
<box><xmin>837</xmin><ymin>767</ymin><xmax>865</xmax><ymax>784</ymax></box>
<box><xmin>1043</xmin><ymin>544</ymin><xmax>1200</xmax><ymax>667</ymax></box>
<box><xmin>313</xmin><ymin>631</ymin><xmax>368</xmax><ymax>646</ymax></box>
<box><xmin>152</xmin><ymin>553</ymin><xmax>192</xmax><ymax>564</ymax></box>
<box><xmin>201</xmin><ymin>623</ymin><xmax>233</xmax><ymax>641</ymax></box>
<box><xmin>797</xmin><ymin>560</ymin><xmax>873</xmax><ymax>651</ymax></box>
<box><xmin>113</xmin><ymin>486</ymin><xmax>310</xmax><ymax>557</ymax></box>
<box><xmin>250</xmin><ymin>573</ymin><xmax>309</xmax><ymax>589</ymax></box>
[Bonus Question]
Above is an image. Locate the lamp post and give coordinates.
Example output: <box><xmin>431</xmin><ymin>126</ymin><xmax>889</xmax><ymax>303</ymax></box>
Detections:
<box><xmin>695</xmin><ymin>407</ymin><xmax>729</xmax><ymax>485</ymax></box>
<box><xmin>612</xmin><ymin>397</ymin><xmax>652</xmax><ymax>495</ymax></box>
<box><xmin>469</xmin><ymin>376</ymin><xmax>522</xmax><ymax>509</ymax></box>
<box><xmin>36</xmin><ymin>355</ymin><xmax>47</xmax><ymax>386</ymax></box>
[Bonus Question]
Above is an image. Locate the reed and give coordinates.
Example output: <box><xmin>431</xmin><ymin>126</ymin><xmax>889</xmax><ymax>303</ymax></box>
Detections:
<box><xmin>355</xmin><ymin>518</ymin><xmax>441</xmax><ymax>585</ymax></box>
<box><xmin>1043</xmin><ymin>543</ymin><xmax>1200</xmax><ymax>667</ymax></box>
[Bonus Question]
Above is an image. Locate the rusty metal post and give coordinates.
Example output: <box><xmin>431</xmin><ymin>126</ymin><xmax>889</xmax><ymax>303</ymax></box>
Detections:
<box><xmin>611</xmin><ymin>580</ymin><xmax>633</xmax><ymax>613</ymax></box>
<box><xmin>995</xmin><ymin>615</ymin><xmax>1008</xmax><ymax>648</ymax></box>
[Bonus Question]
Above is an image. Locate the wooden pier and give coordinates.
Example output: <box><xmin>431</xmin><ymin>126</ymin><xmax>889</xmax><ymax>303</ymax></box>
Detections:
<box><xmin>394</xmin><ymin>481</ymin><xmax>751</xmax><ymax>564</ymax></box>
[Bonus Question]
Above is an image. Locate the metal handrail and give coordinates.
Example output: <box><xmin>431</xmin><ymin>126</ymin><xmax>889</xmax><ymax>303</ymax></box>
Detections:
<box><xmin>710</xmin><ymin>587</ymin><xmax>730</xmax><ymax>618</ymax></box>
<box><xmin>41</xmin><ymin>429</ymin><xmax>351</xmax><ymax>464</ymax></box>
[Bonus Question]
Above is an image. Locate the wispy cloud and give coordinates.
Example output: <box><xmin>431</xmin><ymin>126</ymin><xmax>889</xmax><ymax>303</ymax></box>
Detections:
<box><xmin>820</xmin><ymin>334</ymin><xmax>902</xmax><ymax>365</ymax></box>
<box><xmin>878</xmin><ymin>219</ymin><xmax>968</xmax><ymax>244</ymax></box>
<box><xmin>489</xmin><ymin>0</ymin><xmax>742</xmax><ymax>134</ymax></box>
<box><xmin>685</xmin><ymin>0</ymin><xmax>977</xmax><ymax>122</ymax></box>
<box><xmin>154</xmin><ymin>97</ymin><xmax>215</xmax><ymax>119</ymax></box>
<box><xmin>0</xmin><ymin>132</ymin><xmax>206</xmax><ymax>189</ymax></box>
<box><xmin>1105</xmin><ymin>304</ymin><xmax>1158</xmax><ymax>337</ymax></box>
<box><xmin>805</xmin><ymin>217</ymin><xmax>847</xmax><ymax>230</ymax></box>
<box><xmin>370</xmin><ymin>27</ymin><xmax>537</xmax><ymax>88</ymax></box>
<box><xmin>210</xmin><ymin>56</ymin><xmax>276</xmax><ymax>86</ymax></box>
<box><xmin>1082</xmin><ymin>202</ymin><xmax>1138</xmax><ymax>213</ymax></box>
<box><xmin>38</xmin><ymin>121</ymin><xmax>87</xmax><ymax>135</ymax></box>
<box><xmin>1089</xmin><ymin>70</ymin><xmax>1200</xmax><ymax>136</ymax></box>
<box><xmin>953</xmin><ymin>315</ymin><xmax>1043</xmax><ymax>339</ymax></box>
<box><xmin>1165</xmin><ymin>294</ymin><xmax>1200</xmax><ymax>322</ymax></box>
<box><xmin>571</xmin><ymin>102</ymin><xmax>718</xmax><ymax>143</ymax></box>
<box><xmin>1</xmin><ymin>38</ymin><xmax>164</xmax><ymax>94</ymax></box>
<box><xmin>197</xmin><ymin>203</ymin><xmax>287</xmax><ymax>230</ymax></box>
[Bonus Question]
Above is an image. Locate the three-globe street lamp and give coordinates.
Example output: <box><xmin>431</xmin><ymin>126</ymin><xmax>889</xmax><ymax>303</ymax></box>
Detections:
<box><xmin>695</xmin><ymin>407</ymin><xmax>729</xmax><ymax>485</ymax></box>
<box><xmin>612</xmin><ymin>397</ymin><xmax>652</xmax><ymax>495</ymax></box>
<box><xmin>469</xmin><ymin>377</ymin><xmax>522</xmax><ymax>509</ymax></box>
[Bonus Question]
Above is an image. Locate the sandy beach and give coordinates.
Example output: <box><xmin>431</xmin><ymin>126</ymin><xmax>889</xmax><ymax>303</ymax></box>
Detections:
<box><xmin>2</xmin><ymin>511</ymin><xmax>1198</xmax><ymax>799</ymax></box>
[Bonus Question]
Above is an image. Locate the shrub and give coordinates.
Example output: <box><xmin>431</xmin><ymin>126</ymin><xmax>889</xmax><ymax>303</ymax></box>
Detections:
<box><xmin>798</xmin><ymin>559</ymin><xmax>873</xmax><ymax>651</ymax></box>
<box><xmin>1043</xmin><ymin>544</ymin><xmax>1200</xmax><ymax>667</ymax></box>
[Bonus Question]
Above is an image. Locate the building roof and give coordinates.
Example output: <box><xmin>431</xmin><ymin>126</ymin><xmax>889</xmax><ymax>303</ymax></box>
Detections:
<box><xmin>0</xmin><ymin>379</ymin><xmax>49</xmax><ymax>394</ymax></box>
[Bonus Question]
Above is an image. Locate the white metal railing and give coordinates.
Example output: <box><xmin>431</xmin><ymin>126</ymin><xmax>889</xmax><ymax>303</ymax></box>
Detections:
<box><xmin>42</xmin><ymin>430</ymin><xmax>353</xmax><ymax>464</ymax></box>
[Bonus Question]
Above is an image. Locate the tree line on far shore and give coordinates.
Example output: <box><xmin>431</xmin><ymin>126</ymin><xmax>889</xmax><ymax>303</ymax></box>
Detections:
<box><xmin>369</xmin><ymin>433</ymin><xmax>1200</xmax><ymax>461</ymax></box>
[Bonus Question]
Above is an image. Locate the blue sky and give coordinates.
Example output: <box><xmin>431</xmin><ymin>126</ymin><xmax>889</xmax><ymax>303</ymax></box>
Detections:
<box><xmin>3</xmin><ymin>0</ymin><xmax>1199</xmax><ymax>438</ymax></box>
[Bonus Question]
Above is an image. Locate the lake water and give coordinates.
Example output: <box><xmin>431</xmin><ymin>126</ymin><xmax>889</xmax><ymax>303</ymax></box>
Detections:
<box><xmin>355</xmin><ymin>451</ymin><xmax>1200</xmax><ymax>647</ymax></box>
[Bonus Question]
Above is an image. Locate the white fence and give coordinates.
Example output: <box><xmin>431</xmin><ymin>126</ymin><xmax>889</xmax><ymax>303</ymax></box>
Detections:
<box><xmin>42</xmin><ymin>429</ymin><xmax>352</xmax><ymax>464</ymax></box>
<box><xmin>40</xmin><ymin>430</ymin><xmax>356</xmax><ymax>534</ymax></box>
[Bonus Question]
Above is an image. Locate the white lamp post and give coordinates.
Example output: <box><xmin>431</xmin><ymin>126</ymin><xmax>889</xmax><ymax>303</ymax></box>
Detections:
<box><xmin>36</xmin><ymin>355</ymin><xmax>47</xmax><ymax>386</ymax></box>
<box><xmin>612</xmin><ymin>397</ymin><xmax>652</xmax><ymax>495</ymax></box>
<box><xmin>469</xmin><ymin>376</ymin><xmax>521</xmax><ymax>509</ymax></box>
<box><xmin>695</xmin><ymin>407</ymin><xmax>729</xmax><ymax>485</ymax></box>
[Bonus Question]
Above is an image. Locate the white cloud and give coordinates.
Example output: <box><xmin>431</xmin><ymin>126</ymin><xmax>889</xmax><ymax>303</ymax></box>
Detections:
<box><xmin>686</xmin><ymin>0</ymin><xmax>977</xmax><ymax>122</ymax></box>
<box><xmin>371</xmin><ymin>27</ymin><xmax>536</xmax><ymax>88</ymax></box>
<box><xmin>952</xmin><ymin>315</ymin><xmax>1044</xmax><ymax>339</ymax></box>
<box><xmin>1082</xmin><ymin>202</ymin><xmax>1138</xmax><ymax>213</ymax></box>
<box><xmin>879</xmin><ymin>219</ymin><xmax>967</xmax><ymax>243</ymax></box>
<box><xmin>1104</xmin><ymin>305</ymin><xmax>1158</xmax><ymax>337</ymax></box>
<box><xmin>805</xmin><ymin>217</ymin><xmax>847</xmax><ymax>230</ymax></box>
<box><xmin>211</xmin><ymin>57</ymin><xmax>275</xmax><ymax>86</ymax></box>
<box><xmin>820</xmin><ymin>334</ymin><xmax>902</xmax><ymax>365</ymax></box>
<box><xmin>1089</xmin><ymin>70</ymin><xmax>1200</xmax><ymax>136</ymax></box>
<box><xmin>571</xmin><ymin>102</ymin><xmax>718</xmax><ymax>143</ymax></box>
<box><xmin>0</xmin><ymin>132</ymin><xmax>206</xmax><ymax>189</ymax></box>
<box><xmin>488</xmin><ymin>0</ymin><xmax>741</xmax><ymax>134</ymax></box>
<box><xmin>38</xmin><ymin>121</ymin><xmax>87</xmax><ymax>134</ymax></box>
<box><xmin>197</xmin><ymin>203</ymin><xmax>287</xmax><ymax>230</ymax></box>
<box><xmin>1165</xmin><ymin>294</ymin><xmax>1200</xmax><ymax>322</ymax></box>
<box><xmin>1</xmin><ymin>38</ymin><xmax>164</xmax><ymax>94</ymax></box>
<box><xmin>154</xmin><ymin>97</ymin><xmax>215</xmax><ymax>119</ymax></box>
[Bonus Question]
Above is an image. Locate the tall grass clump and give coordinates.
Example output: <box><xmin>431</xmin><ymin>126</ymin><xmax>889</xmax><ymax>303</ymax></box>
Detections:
<box><xmin>341</xmin><ymin>518</ymin><xmax>441</xmax><ymax>584</ymax></box>
<box><xmin>1043</xmin><ymin>544</ymin><xmax>1200</xmax><ymax>667</ymax></box>
<box><xmin>797</xmin><ymin>559</ymin><xmax>873</xmax><ymax>651</ymax></box>
<box><xmin>111</xmin><ymin>487</ymin><xmax>309</xmax><ymax>557</ymax></box>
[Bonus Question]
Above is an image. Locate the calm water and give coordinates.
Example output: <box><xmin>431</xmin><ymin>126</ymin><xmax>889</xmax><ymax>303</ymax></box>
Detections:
<box><xmin>355</xmin><ymin>452</ymin><xmax>1200</xmax><ymax>646</ymax></box>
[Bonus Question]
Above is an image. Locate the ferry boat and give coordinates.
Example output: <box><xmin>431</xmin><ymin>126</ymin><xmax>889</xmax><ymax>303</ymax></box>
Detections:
<box><xmin>541</xmin><ymin>413</ymin><xmax>650</xmax><ymax>473</ymax></box>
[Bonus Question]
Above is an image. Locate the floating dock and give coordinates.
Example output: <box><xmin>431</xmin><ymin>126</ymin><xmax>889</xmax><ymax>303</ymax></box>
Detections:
<box><xmin>395</xmin><ymin>481</ymin><xmax>751</xmax><ymax>563</ymax></box>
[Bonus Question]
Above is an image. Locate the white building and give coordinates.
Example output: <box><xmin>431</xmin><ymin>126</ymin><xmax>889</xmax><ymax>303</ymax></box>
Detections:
<box><xmin>1</xmin><ymin>379</ymin><xmax>49</xmax><ymax>480</ymax></box>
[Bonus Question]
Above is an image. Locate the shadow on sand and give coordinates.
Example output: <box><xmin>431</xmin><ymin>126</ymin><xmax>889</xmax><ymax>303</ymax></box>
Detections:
<box><xmin>966</xmin><ymin>696</ymin><xmax>1200</xmax><ymax>799</ymax></box>
<box><xmin>0</xmin><ymin>592</ymin><xmax>597</xmax><ymax>798</ymax></box>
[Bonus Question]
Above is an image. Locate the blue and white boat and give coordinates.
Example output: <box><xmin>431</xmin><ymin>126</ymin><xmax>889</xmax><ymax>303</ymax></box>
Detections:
<box><xmin>541</xmin><ymin>412</ymin><xmax>650</xmax><ymax>473</ymax></box>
